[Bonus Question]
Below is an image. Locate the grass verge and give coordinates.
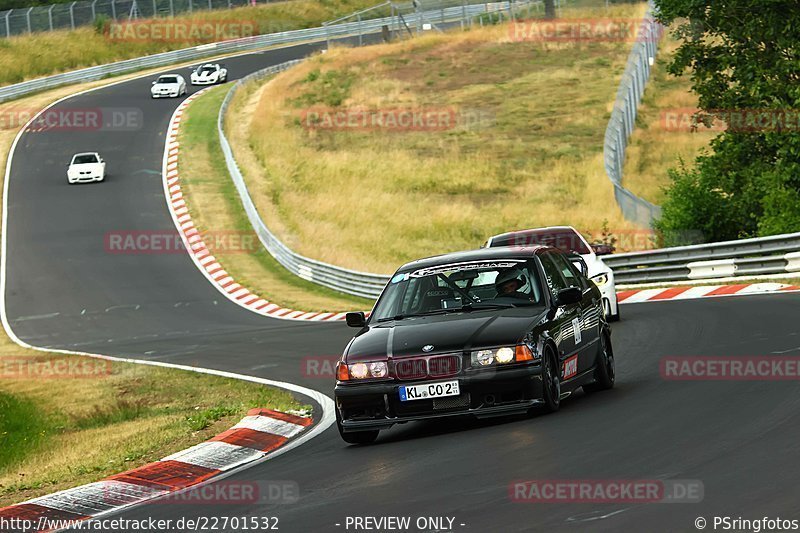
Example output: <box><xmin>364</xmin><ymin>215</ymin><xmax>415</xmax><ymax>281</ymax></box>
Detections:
<box><xmin>236</xmin><ymin>3</ymin><xmax>650</xmax><ymax>274</ymax></box>
<box><xmin>0</xmin><ymin>66</ymin><xmax>306</xmax><ymax>509</ymax></box>
<box><xmin>178</xmin><ymin>84</ymin><xmax>372</xmax><ymax>311</ymax></box>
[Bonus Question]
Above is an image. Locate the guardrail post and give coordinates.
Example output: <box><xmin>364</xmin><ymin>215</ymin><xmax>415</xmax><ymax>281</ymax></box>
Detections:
<box><xmin>26</xmin><ymin>7</ymin><xmax>32</xmax><ymax>33</ymax></box>
<box><xmin>91</xmin><ymin>0</ymin><xmax>96</xmax><ymax>20</ymax></box>
<box><xmin>357</xmin><ymin>12</ymin><xmax>362</xmax><ymax>46</ymax></box>
<box><xmin>323</xmin><ymin>21</ymin><xmax>330</xmax><ymax>49</ymax></box>
<box><xmin>169</xmin><ymin>0</ymin><xmax>173</xmax><ymax>16</ymax></box>
<box><xmin>152</xmin><ymin>0</ymin><xmax>156</xmax><ymax>17</ymax></box>
<box><xmin>69</xmin><ymin>1</ymin><xmax>76</xmax><ymax>28</ymax></box>
<box><xmin>460</xmin><ymin>0</ymin><xmax>465</xmax><ymax>29</ymax></box>
<box><xmin>208</xmin><ymin>0</ymin><xmax>212</xmax><ymax>10</ymax></box>
<box><xmin>111</xmin><ymin>0</ymin><xmax>116</xmax><ymax>20</ymax></box>
<box><xmin>188</xmin><ymin>0</ymin><xmax>192</xmax><ymax>13</ymax></box>
<box><xmin>48</xmin><ymin>5</ymin><xmax>54</xmax><ymax>31</ymax></box>
<box><xmin>5</xmin><ymin>10</ymin><xmax>10</xmax><ymax>37</ymax></box>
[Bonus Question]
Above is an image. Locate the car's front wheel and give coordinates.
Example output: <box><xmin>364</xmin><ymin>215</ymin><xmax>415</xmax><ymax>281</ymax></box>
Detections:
<box><xmin>541</xmin><ymin>349</ymin><xmax>560</xmax><ymax>412</ymax></box>
<box><xmin>336</xmin><ymin>410</ymin><xmax>378</xmax><ymax>445</ymax></box>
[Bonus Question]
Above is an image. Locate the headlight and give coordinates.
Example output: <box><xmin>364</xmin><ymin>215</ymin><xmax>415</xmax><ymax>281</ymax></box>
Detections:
<box><xmin>337</xmin><ymin>360</ymin><xmax>389</xmax><ymax>381</ymax></box>
<box><xmin>471</xmin><ymin>345</ymin><xmax>534</xmax><ymax>367</ymax></box>
<box><xmin>591</xmin><ymin>273</ymin><xmax>609</xmax><ymax>287</ymax></box>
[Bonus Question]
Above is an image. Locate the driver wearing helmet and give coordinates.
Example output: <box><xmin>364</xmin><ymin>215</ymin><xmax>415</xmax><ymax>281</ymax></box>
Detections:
<box><xmin>495</xmin><ymin>268</ymin><xmax>529</xmax><ymax>299</ymax></box>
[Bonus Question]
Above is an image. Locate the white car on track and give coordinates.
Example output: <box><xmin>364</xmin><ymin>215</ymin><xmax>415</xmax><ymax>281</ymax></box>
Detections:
<box><xmin>190</xmin><ymin>63</ymin><xmax>228</xmax><ymax>85</ymax></box>
<box><xmin>151</xmin><ymin>74</ymin><xmax>187</xmax><ymax>98</ymax></box>
<box><xmin>484</xmin><ymin>226</ymin><xmax>620</xmax><ymax>321</ymax></box>
<box><xmin>67</xmin><ymin>152</ymin><xmax>105</xmax><ymax>184</ymax></box>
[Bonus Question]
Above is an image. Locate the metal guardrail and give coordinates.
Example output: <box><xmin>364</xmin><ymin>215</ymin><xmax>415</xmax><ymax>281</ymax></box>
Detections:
<box><xmin>217</xmin><ymin>1</ymin><xmax>520</xmax><ymax>299</ymax></box>
<box><xmin>604</xmin><ymin>233</ymin><xmax>800</xmax><ymax>284</ymax></box>
<box><xmin>218</xmin><ymin>60</ymin><xmax>391</xmax><ymax>299</ymax></box>
<box><xmin>602</xmin><ymin>0</ymin><xmax>663</xmax><ymax>227</ymax></box>
<box><xmin>0</xmin><ymin>0</ymin><xmax>501</xmax><ymax>103</ymax></box>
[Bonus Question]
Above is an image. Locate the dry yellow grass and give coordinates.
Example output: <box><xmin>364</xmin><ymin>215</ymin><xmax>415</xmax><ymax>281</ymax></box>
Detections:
<box><xmin>178</xmin><ymin>85</ymin><xmax>371</xmax><ymax>311</ymax></box>
<box><xmin>237</xmin><ymin>3</ymin><xmax>650</xmax><ymax>274</ymax></box>
<box><xmin>622</xmin><ymin>28</ymin><xmax>715</xmax><ymax>204</ymax></box>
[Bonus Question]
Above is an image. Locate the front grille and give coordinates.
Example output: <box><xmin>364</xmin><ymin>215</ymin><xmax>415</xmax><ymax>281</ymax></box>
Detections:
<box><xmin>395</xmin><ymin>358</ymin><xmax>427</xmax><ymax>380</ymax></box>
<box><xmin>433</xmin><ymin>393</ymin><xmax>471</xmax><ymax>410</ymax></box>
<box><xmin>429</xmin><ymin>355</ymin><xmax>460</xmax><ymax>377</ymax></box>
<box><xmin>393</xmin><ymin>354</ymin><xmax>462</xmax><ymax>380</ymax></box>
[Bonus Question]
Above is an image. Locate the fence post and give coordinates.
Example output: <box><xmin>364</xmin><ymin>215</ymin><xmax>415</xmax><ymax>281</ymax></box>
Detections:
<box><xmin>5</xmin><ymin>10</ymin><xmax>10</xmax><ymax>38</ymax></box>
<box><xmin>48</xmin><ymin>5</ymin><xmax>54</xmax><ymax>30</ymax></box>
<box><xmin>26</xmin><ymin>7</ymin><xmax>32</xmax><ymax>33</ymax></box>
<box><xmin>70</xmin><ymin>1</ymin><xmax>76</xmax><ymax>28</ymax></box>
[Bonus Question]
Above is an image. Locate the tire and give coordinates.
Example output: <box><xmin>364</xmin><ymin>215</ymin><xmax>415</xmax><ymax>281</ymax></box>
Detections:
<box><xmin>336</xmin><ymin>410</ymin><xmax>378</xmax><ymax>445</ymax></box>
<box><xmin>584</xmin><ymin>332</ymin><xmax>615</xmax><ymax>393</ymax></box>
<box><xmin>541</xmin><ymin>349</ymin><xmax>560</xmax><ymax>413</ymax></box>
<box><xmin>609</xmin><ymin>299</ymin><xmax>621</xmax><ymax>322</ymax></box>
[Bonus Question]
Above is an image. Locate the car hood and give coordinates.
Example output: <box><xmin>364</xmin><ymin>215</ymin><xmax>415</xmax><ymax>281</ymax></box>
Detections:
<box><xmin>345</xmin><ymin>308</ymin><xmax>547</xmax><ymax>362</ymax></box>
<box><xmin>579</xmin><ymin>252</ymin><xmax>611</xmax><ymax>278</ymax></box>
<box><xmin>193</xmin><ymin>72</ymin><xmax>217</xmax><ymax>77</ymax></box>
<box><xmin>153</xmin><ymin>83</ymin><xmax>179</xmax><ymax>89</ymax></box>
<box><xmin>69</xmin><ymin>163</ymin><xmax>102</xmax><ymax>172</ymax></box>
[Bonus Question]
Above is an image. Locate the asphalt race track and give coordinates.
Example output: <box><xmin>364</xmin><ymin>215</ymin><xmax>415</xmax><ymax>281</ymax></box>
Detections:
<box><xmin>4</xmin><ymin>40</ymin><xmax>800</xmax><ymax>532</ymax></box>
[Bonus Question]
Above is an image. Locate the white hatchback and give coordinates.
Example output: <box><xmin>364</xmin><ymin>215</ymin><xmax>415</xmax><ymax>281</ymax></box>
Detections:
<box><xmin>483</xmin><ymin>226</ymin><xmax>620</xmax><ymax>321</ymax></box>
<box><xmin>67</xmin><ymin>152</ymin><xmax>105</xmax><ymax>184</ymax></box>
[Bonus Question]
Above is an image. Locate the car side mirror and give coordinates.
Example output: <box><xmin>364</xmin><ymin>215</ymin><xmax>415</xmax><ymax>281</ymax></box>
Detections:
<box><xmin>555</xmin><ymin>287</ymin><xmax>582</xmax><ymax>306</ymax></box>
<box><xmin>591</xmin><ymin>243</ymin><xmax>615</xmax><ymax>256</ymax></box>
<box><xmin>152</xmin><ymin>81</ymin><xmax>157</xmax><ymax>85</ymax></box>
<box><xmin>345</xmin><ymin>312</ymin><xmax>366</xmax><ymax>328</ymax></box>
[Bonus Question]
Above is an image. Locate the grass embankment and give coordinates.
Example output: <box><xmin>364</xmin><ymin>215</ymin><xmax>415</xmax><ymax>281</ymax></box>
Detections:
<box><xmin>0</xmin><ymin>0</ymin><xmax>379</xmax><ymax>86</ymax></box>
<box><xmin>621</xmin><ymin>29</ymin><xmax>714</xmax><ymax>205</ymax></box>
<box><xmin>178</xmin><ymin>85</ymin><xmax>372</xmax><ymax>311</ymax></box>
<box><xmin>234</xmin><ymin>3</ymin><xmax>649</xmax><ymax>274</ymax></box>
<box><xmin>0</xmin><ymin>78</ymin><xmax>305</xmax><ymax>508</ymax></box>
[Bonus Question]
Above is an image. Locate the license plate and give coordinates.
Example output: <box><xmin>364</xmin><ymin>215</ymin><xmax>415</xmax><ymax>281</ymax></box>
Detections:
<box><xmin>399</xmin><ymin>380</ymin><xmax>460</xmax><ymax>402</ymax></box>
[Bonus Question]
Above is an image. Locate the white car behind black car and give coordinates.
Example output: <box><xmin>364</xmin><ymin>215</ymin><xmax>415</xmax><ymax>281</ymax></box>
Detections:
<box><xmin>484</xmin><ymin>226</ymin><xmax>620</xmax><ymax>321</ymax></box>
<box><xmin>190</xmin><ymin>63</ymin><xmax>227</xmax><ymax>85</ymax></box>
<box><xmin>67</xmin><ymin>152</ymin><xmax>105</xmax><ymax>184</ymax></box>
<box><xmin>151</xmin><ymin>74</ymin><xmax>187</xmax><ymax>98</ymax></box>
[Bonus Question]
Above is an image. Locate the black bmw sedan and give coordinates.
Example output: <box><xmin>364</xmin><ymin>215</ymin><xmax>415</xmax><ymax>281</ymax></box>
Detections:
<box><xmin>334</xmin><ymin>245</ymin><xmax>614</xmax><ymax>444</ymax></box>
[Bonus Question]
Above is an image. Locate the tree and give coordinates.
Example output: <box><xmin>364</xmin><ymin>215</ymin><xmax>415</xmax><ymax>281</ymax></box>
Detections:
<box><xmin>653</xmin><ymin>0</ymin><xmax>800</xmax><ymax>244</ymax></box>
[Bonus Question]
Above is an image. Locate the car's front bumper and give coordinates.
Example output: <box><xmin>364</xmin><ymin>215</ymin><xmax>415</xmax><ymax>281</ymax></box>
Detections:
<box><xmin>335</xmin><ymin>364</ymin><xmax>544</xmax><ymax>432</ymax></box>
<box><xmin>68</xmin><ymin>174</ymin><xmax>103</xmax><ymax>183</ymax></box>
<box><xmin>152</xmin><ymin>91</ymin><xmax>180</xmax><ymax>98</ymax></box>
<box><xmin>191</xmin><ymin>78</ymin><xmax>217</xmax><ymax>85</ymax></box>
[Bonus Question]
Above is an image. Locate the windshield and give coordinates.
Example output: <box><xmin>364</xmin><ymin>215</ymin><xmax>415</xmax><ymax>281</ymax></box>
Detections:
<box><xmin>490</xmin><ymin>229</ymin><xmax>591</xmax><ymax>255</ymax></box>
<box><xmin>72</xmin><ymin>154</ymin><xmax>98</xmax><ymax>164</ymax></box>
<box><xmin>371</xmin><ymin>259</ymin><xmax>544</xmax><ymax>322</ymax></box>
<box><xmin>157</xmin><ymin>76</ymin><xmax>178</xmax><ymax>84</ymax></box>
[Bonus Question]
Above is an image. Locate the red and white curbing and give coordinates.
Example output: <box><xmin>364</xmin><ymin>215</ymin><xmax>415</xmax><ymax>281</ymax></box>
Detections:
<box><xmin>617</xmin><ymin>282</ymin><xmax>800</xmax><ymax>305</ymax></box>
<box><xmin>0</xmin><ymin>409</ymin><xmax>311</xmax><ymax>532</ymax></box>
<box><xmin>163</xmin><ymin>91</ymin><xmax>349</xmax><ymax>322</ymax></box>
